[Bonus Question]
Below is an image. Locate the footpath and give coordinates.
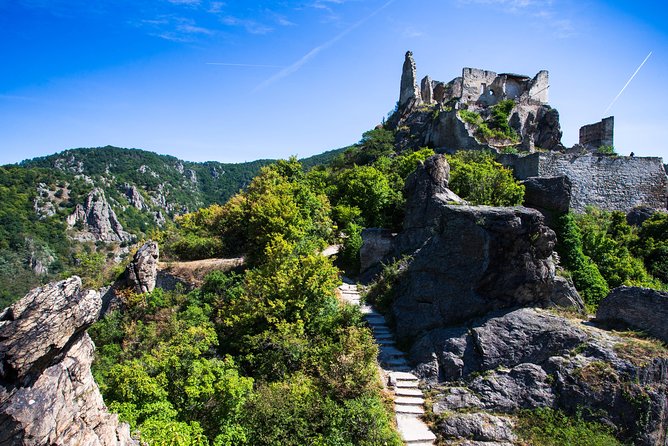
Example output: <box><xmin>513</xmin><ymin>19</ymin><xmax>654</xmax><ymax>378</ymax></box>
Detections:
<box><xmin>338</xmin><ymin>280</ymin><xmax>436</xmax><ymax>446</ymax></box>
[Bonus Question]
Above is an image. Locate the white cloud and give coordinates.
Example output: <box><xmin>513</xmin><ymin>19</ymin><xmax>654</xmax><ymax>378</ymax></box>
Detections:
<box><xmin>221</xmin><ymin>16</ymin><xmax>273</xmax><ymax>34</ymax></box>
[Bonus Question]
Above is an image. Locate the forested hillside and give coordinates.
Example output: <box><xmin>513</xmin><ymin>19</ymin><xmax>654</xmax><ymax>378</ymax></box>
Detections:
<box><xmin>0</xmin><ymin>146</ymin><xmax>345</xmax><ymax>306</ymax></box>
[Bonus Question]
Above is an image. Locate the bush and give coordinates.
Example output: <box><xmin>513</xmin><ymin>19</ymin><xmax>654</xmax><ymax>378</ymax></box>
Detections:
<box><xmin>556</xmin><ymin>213</ymin><xmax>609</xmax><ymax>310</ymax></box>
<box><xmin>516</xmin><ymin>408</ymin><xmax>623</xmax><ymax>446</ymax></box>
<box><xmin>446</xmin><ymin>151</ymin><xmax>524</xmax><ymax>206</ymax></box>
<box><xmin>340</xmin><ymin>223</ymin><xmax>363</xmax><ymax>274</ymax></box>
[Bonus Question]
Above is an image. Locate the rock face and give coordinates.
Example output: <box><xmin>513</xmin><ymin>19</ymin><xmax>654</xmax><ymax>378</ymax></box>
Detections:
<box><xmin>391</xmin><ymin>156</ymin><xmax>582</xmax><ymax>342</ymax></box>
<box><xmin>425</xmin><ymin>308</ymin><xmax>668</xmax><ymax>445</ymax></box>
<box><xmin>0</xmin><ymin>277</ymin><xmax>136</xmax><ymax>445</ymax></box>
<box><xmin>127</xmin><ymin>240</ymin><xmax>159</xmax><ymax>294</ymax></box>
<box><xmin>124</xmin><ymin>184</ymin><xmax>147</xmax><ymax>211</ymax></box>
<box><xmin>597</xmin><ymin>286</ymin><xmax>668</xmax><ymax>343</ymax></box>
<box><xmin>521</xmin><ymin>175</ymin><xmax>572</xmax><ymax>226</ymax></box>
<box><xmin>399</xmin><ymin>51</ymin><xmax>421</xmax><ymax>110</ymax></box>
<box><xmin>67</xmin><ymin>188</ymin><xmax>132</xmax><ymax>243</ymax></box>
<box><xmin>359</xmin><ymin>229</ymin><xmax>395</xmax><ymax>274</ymax></box>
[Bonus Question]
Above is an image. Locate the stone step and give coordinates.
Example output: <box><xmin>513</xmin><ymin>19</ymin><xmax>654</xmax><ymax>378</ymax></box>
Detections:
<box><xmin>395</xmin><ymin>387</ymin><xmax>423</xmax><ymax>397</ymax></box>
<box><xmin>381</xmin><ymin>357</ymin><xmax>408</xmax><ymax>367</ymax></box>
<box><xmin>395</xmin><ymin>405</ymin><xmax>425</xmax><ymax>415</ymax></box>
<box><xmin>377</xmin><ymin>338</ymin><xmax>396</xmax><ymax>346</ymax></box>
<box><xmin>379</xmin><ymin>345</ymin><xmax>404</xmax><ymax>357</ymax></box>
<box><xmin>395</xmin><ymin>396</ymin><xmax>425</xmax><ymax>405</ymax></box>
<box><xmin>397</xmin><ymin>414</ymin><xmax>437</xmax><ymax>444</ymax></box>
<box><xmin>395</xmin><ymin>380</ymin><xmax>419</xmax><ymax>388</ymax></box>
<box><xmin>388</xmin><ymin>365</ymin><xmax>412</xmax><ymax>372</ymax></box>
<box><xmin>390</xmin><ymin>371</ymin><xmax>418</xmax><ymax>381</ymax></box>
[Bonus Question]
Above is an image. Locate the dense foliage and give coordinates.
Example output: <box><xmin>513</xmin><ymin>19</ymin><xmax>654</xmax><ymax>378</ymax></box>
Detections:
<box><xmin>91</xmin><ymin>158</ymin><xmax>402</xmax><ymax>445</ymax></box>
<box><xmin>446</xmin><ymin>151</ymin><xmax>524</xmax><ymax>206</ymax></box>
<box><xmin>556</xmin><ymin>209</ymin><xmax>666</xmax><ymax>310</ymax></box>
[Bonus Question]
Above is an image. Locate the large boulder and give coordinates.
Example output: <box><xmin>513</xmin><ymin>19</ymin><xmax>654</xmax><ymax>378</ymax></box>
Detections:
<box><xmin>0</xmin><ymin>277</ymin><xmax>136</xmax><ymax>445</ymax></box>
<box><xmin>128</xmin><ymin>240</ymin><xmax>160</xmax><ymax>294</ymax></box>
<box><xmin>393</xmin><ymin>203</ymin><xmax>582</xmax><ymax>340</ymax></box>
<box><xmin>596</xmin><ymin>286</ymin><xmax>668</xmax><ymax>343</ymax></box>
<box><xmin>522</xmin><ymin>175</ymin><xmax>572</xmax><ymax>215</ymax></box>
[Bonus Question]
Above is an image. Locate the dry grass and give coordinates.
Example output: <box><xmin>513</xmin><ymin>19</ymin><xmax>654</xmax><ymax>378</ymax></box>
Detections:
<box><xmin>158</xmin><ymin>258</ymin><xmax>243</xmax><ymax>287</ymax></box>
<box><xmin>613</xmin><ymin>330</ymin><xmax>668</xmax><ymax>367</ymax></box>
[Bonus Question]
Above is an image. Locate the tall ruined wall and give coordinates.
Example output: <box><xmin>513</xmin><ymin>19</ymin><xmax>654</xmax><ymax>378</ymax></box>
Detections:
<box><xmin>504</xmin><ymin>153</ymin><xmax>667</xmax><ymax>212</ymax></box>
<box><xmin>579</xmin><ymin>116</ymin><xmax>614</xmax><ymax>148</ymax></box>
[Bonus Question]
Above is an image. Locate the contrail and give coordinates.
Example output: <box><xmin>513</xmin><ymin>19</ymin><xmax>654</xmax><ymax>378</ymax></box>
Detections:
<box><xmin>253</xmin><ymin>0</ymin><xmax>397</xmax><ymax>92</ymax></box>
<box><xmin>206</xmin><ymin>63</ymin><xmax>287</xmax><ymax>68</ymax></box>
<box><xmin>604</xmin><ymin>51</ymin><xmax>652</xmax><ymax>114</ymax></box>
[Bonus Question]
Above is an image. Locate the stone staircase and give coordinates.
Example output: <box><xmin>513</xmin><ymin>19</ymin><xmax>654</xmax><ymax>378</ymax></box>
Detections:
<box><xmin>338</xmin><ymin>281</ymin><xmax>436</xmax><ymax>446</ymax></box>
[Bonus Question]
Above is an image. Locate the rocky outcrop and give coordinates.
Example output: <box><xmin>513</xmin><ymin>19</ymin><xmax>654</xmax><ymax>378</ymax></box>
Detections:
<box><xmin>0</xmin><ymin>277</ymin><xmax>136</xmax><ymax>445</ymax></box>
<box><xmin>67</xmin><ymin>188</ymin><xmax>132</xmax><ymax>243</ymax></box>
<box><xmin>426</xmin><ymin>308</ymin><xmax>668</xmax><ymax>445</ymax></box>
<box><xmin>391</xmin><ymin>157</ymin><xmax>582</xmax><ymax>342</ymax></box>
<box><xmin>399</xmin><ymin>51</ymin><xmax>421</xmax><ymax>110</ymax></box>
<box><xmin>596</xmin><ymin>286</ymin><xmax>668</xmax><ymax>343</ymax></box>
<box><xmin>521</xmin><ymin>175</ymin><xmax>572</xmax><ymax>226</ymax></box>
<box><xmin>128</xmin><ymin>241</ymin><xmax>159</xmax><ymax>294</ymax></box>
<box><xmin>124</xmin><ymin>184</ymin><xmax>147</xmax><ymax>211</ymax></box>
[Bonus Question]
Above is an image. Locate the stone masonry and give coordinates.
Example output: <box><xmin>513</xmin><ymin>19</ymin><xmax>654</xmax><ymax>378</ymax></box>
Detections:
<box><xmin>501</xmin><ymin>152</ymin><xmax>668</xmax><ymax>212</ymax></box>
<box><xmin>579</xmin><ymin>116</ymin><xmax>614</xmax><ymax>149</ymax></box>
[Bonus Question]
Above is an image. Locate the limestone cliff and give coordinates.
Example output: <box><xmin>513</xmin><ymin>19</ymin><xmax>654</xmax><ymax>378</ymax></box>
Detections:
<box><xmin>0</xmin><ymin>277</ymin><xmax>136</xmax><ymax>445</ymax></box>
<box><xmin>67</xmin><ymin>188</ymin><xmax>132</xmax><ymax>243</ymax></box>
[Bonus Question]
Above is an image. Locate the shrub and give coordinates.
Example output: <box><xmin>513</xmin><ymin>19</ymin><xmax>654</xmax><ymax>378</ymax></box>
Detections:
<box><xmin>446</xmin><ymin>151</ymin><xmax>524</xmax><ymax>206</ymax></box>
<box><xmin>515</xmin><ymin>408</ymin><xmax>623</xmax><ymax>446</ymax></box>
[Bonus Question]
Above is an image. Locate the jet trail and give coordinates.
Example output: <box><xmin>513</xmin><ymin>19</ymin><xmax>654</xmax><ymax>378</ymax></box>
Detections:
<box><xmin>206</xmin><ymin>63</ymin><xmax>287</xmax><ymax>68</ymax></box>
<box><xmin>604</xmin><ymin>51</ymin><xmax>652</xmax><ymax>114</ymax></box>
<box><xmin>253</xmin><ymin>0</ymin><xmax>397</xmax><ymax>92</ymax></box>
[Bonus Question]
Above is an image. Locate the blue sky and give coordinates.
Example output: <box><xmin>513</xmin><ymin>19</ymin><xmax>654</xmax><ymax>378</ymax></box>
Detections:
<box><xmin>0</xmin><ymin>0</ymin><xmax>667</xmax><ymax>165</ymax></box>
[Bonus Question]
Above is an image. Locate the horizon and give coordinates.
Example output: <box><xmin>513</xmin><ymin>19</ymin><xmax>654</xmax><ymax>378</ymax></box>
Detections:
<box><xmin>1</xmin><ymin>0</ymin><xmax>667</xmax><ymax>165</ymax></box>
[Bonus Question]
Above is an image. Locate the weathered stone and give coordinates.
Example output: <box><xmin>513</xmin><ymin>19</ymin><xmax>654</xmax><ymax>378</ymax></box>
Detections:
<box><xmin>437</xmin><ymin>413</ymin><xmax>516</xmax><ymax>443</ymax></box>
<box><xmin>402</xmin><ymin>154</ymin><xmax>462</xmax><ymax>233</ymax></box>
<box><xmin>421</xmin><ymin>76</ymin><xmax>433</xmax><ymax>104</ymax></box>
<box><xmin>0</xmin><ymin>278</ymin><xmax>136</xmax><ymax>445</ymax></box>
<box><xmin>627</xmin><ymin>206</ymin><xmax>656</xmax><ymax>226</ymax></box>
<box><xmin>393</xmin><ymin>203</ymin><xmax>583</xmax><ymax>341</ymax></box>
<box><xmin>359</xmin><ymin>229</ymin><xmax>395</xmax><ymax>273</ymax></box>
<box><xmin>596</xmin><ymin>286</ymin><xmax>668</xmax><ymax>343</ymax></box>
<box><xmin>67</xmin><ymin>188</ymin><xmax>132</xmax><ymax>243</ymax></box>
<box><xmin>127</xmin><ymin>240</ymin><xmax>159</xmax><ymax>294</ymax></box>
<box><xmin>410</xmin><ymin>309</ymin><xmax>587</xmax><ymax>383</ymax></box>
<box><xmin>469</xmin><ymin>363</ymin><xmax>556</xmax><ymax>412</ymax></box>
<box><xmin>522</xmin><ymin>175</ymin><xmax>572</xmax><ymax>215</ymax></box>
<box><xmin>399</xmin><ymin>51</ymin><xmax>421</xmax><ymax>109</ymax></box>
<box><xmin>502</xmin><ymin>153</ymin><xmax>668</xmax><ymax>213</ymax></box>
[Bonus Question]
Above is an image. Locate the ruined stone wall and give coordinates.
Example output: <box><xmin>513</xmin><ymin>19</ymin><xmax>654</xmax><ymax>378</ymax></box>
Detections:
<box><xmin>502</xmin><ymin>153</ymin><xmax>667</xmax><ymax>212</ymax></box>
<box><xmin>579</xmin><ymin>116</ymin><xmax>614</xmax><ymax>148</ymax></box>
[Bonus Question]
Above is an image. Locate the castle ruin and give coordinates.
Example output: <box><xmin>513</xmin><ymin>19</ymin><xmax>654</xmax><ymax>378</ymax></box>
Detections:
<box><xmin>390</xmin><ymin>51</ymin><xmax>667</xmax><ymax>214</ymax></box>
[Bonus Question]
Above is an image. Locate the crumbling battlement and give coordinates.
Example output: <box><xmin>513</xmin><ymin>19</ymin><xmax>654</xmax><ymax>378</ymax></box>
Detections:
<box><xmin>501</xmin><ymin>153</ymin><xmax>668</xmax><ymax>213</ymax></box>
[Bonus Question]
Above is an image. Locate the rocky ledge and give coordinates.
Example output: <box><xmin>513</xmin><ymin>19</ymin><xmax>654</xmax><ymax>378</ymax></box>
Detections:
<box><xmin>0</xmin><ymin>277</ymin><xmax>136</xmax><ymax>445</ymax></box>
